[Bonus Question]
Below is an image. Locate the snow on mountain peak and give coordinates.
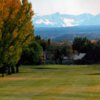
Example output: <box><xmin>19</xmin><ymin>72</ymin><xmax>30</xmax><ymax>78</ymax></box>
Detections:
<box><xmin>35</xmin><ymin>19</ymin><xmax>54</xmax><ymax>25</ymax></box>
<box><xmin>63</xmin><ymin>18</ymin><xmax>75</xmax><ymax>27</ymax></box>
<box><xmin>33</xmin><ymin>13</ymin><xmax>100</xmax><ymax>27</ymax></box>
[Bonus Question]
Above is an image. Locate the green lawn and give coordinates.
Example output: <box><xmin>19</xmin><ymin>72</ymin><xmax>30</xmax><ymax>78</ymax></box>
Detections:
<box><xmin>0</xmin><ymin>65</ymin><xmax>100</xmax><ymax>100</ymax></box>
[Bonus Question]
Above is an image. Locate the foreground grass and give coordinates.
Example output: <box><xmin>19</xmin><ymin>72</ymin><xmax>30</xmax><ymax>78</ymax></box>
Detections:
<box><xmin>0</xmin><ymin>65</ymin><xmax>100</xmax><ymax>100</ymax></box>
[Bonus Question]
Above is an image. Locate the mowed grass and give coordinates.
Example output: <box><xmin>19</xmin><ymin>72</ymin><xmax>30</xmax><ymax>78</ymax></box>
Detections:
<box><xmin>0</xmin><ymin>65</ymin><xmax>100</xmax><ymax>100</ymax></box>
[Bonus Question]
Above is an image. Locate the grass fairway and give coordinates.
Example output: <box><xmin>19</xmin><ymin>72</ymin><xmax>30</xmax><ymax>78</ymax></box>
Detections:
<box><xmin>0</xmin><ymin>65</ymin><xmax>100</xmax><ymax>100</ymax></box>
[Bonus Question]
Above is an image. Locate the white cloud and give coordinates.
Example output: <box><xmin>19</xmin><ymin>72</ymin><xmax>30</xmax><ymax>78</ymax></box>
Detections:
<box><xmin>35</xmin><ymin>19</ymin><xmax>53</xmax><ymax>25</ymax></box>
<box><xmin>63</xmin><ymin>18</ymin><xmax>75</xmax><ymax>27</ymax></box>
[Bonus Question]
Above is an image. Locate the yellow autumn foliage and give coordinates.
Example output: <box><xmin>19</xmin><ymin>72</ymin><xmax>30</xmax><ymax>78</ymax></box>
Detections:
<box><xmin>0</xmin><ymin>0</ymin><xmax>34</xmax><ymax>66</ymax></box>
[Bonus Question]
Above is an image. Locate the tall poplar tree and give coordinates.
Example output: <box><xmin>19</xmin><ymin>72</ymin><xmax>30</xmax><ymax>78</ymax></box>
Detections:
<box><xmin>0</xmin><ymin>0</ymin><xmax>34</xmax><ymax>76</ymax></box>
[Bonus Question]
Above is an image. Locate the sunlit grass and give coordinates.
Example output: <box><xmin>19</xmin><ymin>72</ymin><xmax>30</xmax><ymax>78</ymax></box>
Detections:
<box><xmin>0</xmin><ymin>64</ymin><xmax>100</xmax><ymax>100</ymax></box>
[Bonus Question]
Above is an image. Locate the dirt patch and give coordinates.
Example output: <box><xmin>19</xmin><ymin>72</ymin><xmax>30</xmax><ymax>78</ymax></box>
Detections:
<box><xmin>0</xmin><ymin>76</ymin><xmax>49</xmax><ymax>81</ymax></box>
<box><xmin>86</xmin><ymin>85</ymin><xmax>100</xmax><ymax>93</ymax></box>
<box><xmin>0</xmin><ymin>77</ymin><xmax>27</xmax><ymax>80</ymax></box>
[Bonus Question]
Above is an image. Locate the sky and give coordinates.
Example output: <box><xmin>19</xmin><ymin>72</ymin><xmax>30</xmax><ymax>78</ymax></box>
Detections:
<box><xmin>28</xmin><ymin>0</ymin><xmax>100</xmax><ymax>15</ymax></box>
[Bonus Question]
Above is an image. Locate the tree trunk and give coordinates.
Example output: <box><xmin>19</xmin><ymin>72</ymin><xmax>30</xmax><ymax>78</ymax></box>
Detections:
<box><xmin>16</xmin><ymin>61</ymin><xmax>21</xmax><ymax>73</ymax></box>
<box><xmin>1</xmin><ymin>66</ymin><xmax>6</xmax><ymax>77</ymax></box>
<box><xmin>7</xmin><ymin>66</ymin><xmax>11</xmax><ymax>75</ymax></box>
<box><xmin>1</xmin><ymin>67</ymin><xmax>5</xmax><ymax>77</ymax></box>
<box><xmin>11</xmin><ymin>66</ymin><xmax>15</xmax><ymax>73</ymax></box>
<box><xmin>16</xmin><ymin>66</ymin><xmax>19</xmax><ymax>73</ymax></box>
<box><xmin>1</xmin><ymin>73</ymin><xmax>4</xmax><ymax>77</ymax></box>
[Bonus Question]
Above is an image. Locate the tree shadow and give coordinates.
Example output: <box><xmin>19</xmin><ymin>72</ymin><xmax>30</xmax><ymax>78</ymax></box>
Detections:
<box><xmin>33</xmin><ymin>67</ymin><xmax>61</xmax><ymax>70</ymax></box>
<box><xmin>87</xmin><ymin>73</ymin><xmax>100</xmax><ymax>75</ymax></box>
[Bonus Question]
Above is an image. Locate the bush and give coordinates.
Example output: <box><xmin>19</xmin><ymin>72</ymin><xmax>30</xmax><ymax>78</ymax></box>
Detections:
<box><xmin>20</xmin><ymin>41</ymin><xmax>43</xmax><ymax>65</ymax></box>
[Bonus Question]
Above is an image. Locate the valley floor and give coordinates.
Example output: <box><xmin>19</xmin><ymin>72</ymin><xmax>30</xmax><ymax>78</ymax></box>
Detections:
<box><xmin>0</xmin><ymin>65</ymin><xmax>100</xmax><ymax>100</ymax></box>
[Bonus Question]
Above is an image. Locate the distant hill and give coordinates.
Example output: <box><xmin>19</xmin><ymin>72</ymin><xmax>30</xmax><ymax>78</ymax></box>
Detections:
<box><xmin>53</xmin><ymin>32</ymin><xmax>100</xmax><ymax>42</ymax></box>
<box><xmin>35</xmin><ymin>25</ymin><xmax>100</xmax><ymax>42</ymax></box>
<box><xmin>33</xmin><ymin>13</ymin><xmax>100</xmax><ymax>27</ymax></box>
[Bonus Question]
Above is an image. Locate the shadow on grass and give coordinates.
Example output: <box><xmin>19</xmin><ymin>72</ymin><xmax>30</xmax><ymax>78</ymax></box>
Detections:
<box><xmin>33</xmin><ymin>67</ymin><xmax>62</xmax><ymax>70</ymax></box>
<box><xmin>87</xmin><ymin>73</ymin><xmax>100</xmax><ymax>75</ymax></box>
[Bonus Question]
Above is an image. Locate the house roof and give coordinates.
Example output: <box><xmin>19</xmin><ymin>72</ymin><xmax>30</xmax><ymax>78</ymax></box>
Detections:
<box><xmin>73</xmin><ymin>53</ymin><xmax>86</xmax><ymax>60</ymax></box>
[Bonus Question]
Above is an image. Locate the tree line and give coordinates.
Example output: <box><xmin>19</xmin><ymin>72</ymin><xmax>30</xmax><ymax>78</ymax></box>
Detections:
<box><xmin>73</xmin><ymin>37</ymin><xmax>100</xmax><ymax>64</ymax></box>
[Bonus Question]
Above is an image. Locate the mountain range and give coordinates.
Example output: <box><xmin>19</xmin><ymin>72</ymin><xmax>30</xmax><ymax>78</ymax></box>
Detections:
<box><xmin>35</xmin><ymin>26</ymin><xmax>100</xmax><ymax>42</ymax></box>
<box><xmin>33</xmin><ymin>13</ymin><xmax>100</xmax><ymax>27</ymax></box>
<box><xmin>33</xmin><ymin>13</ymin><xmax>100</xmax><ymax>41</ymax></box>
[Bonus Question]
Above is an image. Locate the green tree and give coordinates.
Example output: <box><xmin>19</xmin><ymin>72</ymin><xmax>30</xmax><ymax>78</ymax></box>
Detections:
<box><xmin>72</xmin><ymin>37</ymin><xmax>90</xmax><ymax>53</ymax></box>
<box><xmin>0</xmin><ymin>0</ymin><xmax>34</xmax><ymax>76</ymax></box>
<box><xmin>53</xmin><ymin>43</ymin><xmax>73</xmax><ymax>64</ymax></box>
<box><xmin>20</xmin><ymin>41</ymin><xmax>43</xmax><ymax>65</ymax></box>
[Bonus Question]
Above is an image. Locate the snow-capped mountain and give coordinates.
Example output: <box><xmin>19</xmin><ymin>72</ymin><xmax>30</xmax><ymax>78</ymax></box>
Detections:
<box><xmin>33</xmin><ymin>13</ymin><xmax>100</xmax><ymax>27</ymax></box>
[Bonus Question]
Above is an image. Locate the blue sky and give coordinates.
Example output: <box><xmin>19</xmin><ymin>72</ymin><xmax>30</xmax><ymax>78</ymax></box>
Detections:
<box><xmin>29</xmin><ymin>0</ymin><xmax>100</xmax><ymax>15</ymax></box>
